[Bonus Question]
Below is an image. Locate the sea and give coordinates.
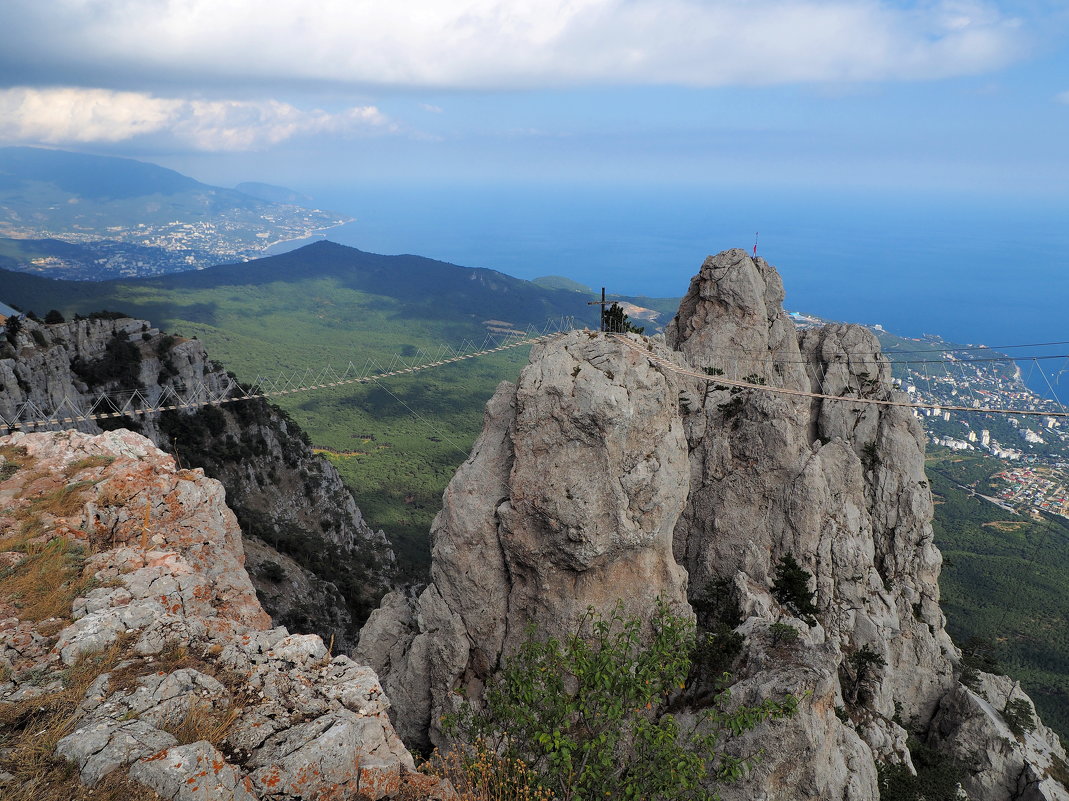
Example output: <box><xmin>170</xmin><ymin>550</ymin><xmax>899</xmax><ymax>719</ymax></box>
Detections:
<box><xmin>275</xmin><ymin>183</ymin><xmax>1069</xmax><ymax>400</ymax></box>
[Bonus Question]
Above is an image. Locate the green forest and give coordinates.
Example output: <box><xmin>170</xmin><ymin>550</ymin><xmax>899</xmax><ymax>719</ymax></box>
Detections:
<box><xmin>928</xmin><ymin>449</ymin><xmax>1069</xmax><ymax>737</ymax></box>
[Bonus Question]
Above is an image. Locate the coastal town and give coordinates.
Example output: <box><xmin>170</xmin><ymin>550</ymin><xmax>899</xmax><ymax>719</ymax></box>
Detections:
<box><xmin>991</xmin><ymin>466</ymin><xmax>1069</xmax><ymax>518</ymax></box>
<box><xmin>878</xmin><ymin>331</ymin><xmax>1069</xmax><ymax>520</ymax></box>
<box><xmin>1</xmin><ymin>208</ymin><xmax>351</xmax><ymax>279</ymax></box>
<box><xmin>0</xmin><ymin>177</ymin><xmax>352</xmax><ymax>280</ymax></box>
<box><xmin>786</xmin><ymin>314</ymin><xmax>1069</xmax><ymax>520</ymax></box>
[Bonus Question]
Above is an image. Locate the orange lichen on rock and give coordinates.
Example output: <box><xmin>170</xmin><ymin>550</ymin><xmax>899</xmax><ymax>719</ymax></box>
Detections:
<box><xmin>1</xmin><ymin>429</ymin><xmax>436</xmax><ymax>800</ymax></box>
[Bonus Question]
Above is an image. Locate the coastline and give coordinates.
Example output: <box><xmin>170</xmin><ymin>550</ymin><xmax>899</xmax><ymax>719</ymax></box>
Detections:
<box><xmin>261</xmin><ymin>220</ymin><xmax>354</xmax><ymax>255</ymax></box>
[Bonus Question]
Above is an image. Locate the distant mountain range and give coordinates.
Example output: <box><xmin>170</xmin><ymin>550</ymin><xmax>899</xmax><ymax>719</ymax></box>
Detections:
<box><xmin>0</xmin><ymin>147</ymin><xmax>350</xmax><ymax>278</ymax></box>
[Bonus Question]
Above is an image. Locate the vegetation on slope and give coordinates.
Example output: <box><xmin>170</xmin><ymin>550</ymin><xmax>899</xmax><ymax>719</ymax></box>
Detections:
<box><xmin>0</xmin><ymin>244</ymin><xmax>597</xmax><ymax>573</ymax></box>
<box><xmin>444</xmin><ymin>602</ymin><xmax>797</xmax><ymax>801</ymax></box>
<box><xmin>927</xmin><ymin>449</ymin><xmax>1069</xmax><ymax>738</ymax></box>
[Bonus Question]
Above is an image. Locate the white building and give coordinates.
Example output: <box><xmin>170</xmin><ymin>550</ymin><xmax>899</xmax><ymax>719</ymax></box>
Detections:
<box><xmin>1022</xmin><ymin>429</ymin><xmax>1046</xmax><ymax>445</ymax></box>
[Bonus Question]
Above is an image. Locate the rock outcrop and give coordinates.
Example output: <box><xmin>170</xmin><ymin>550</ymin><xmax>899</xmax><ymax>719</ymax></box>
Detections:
<box><xmin>359</xmin><ymin>330</ymin><xmax>692</xmax><ymax>749</ymax></box>
<box><xmin>361</xmin><ymin>249</ymin><xmax>1069</xmax><ymax>799</ymax></box>
<box><xmin>0</xmin><ymin>315</ymin><xmax>393</xmax><ymax>647</ymax></box>
<box><xmin>0</xmin><ymin>429</ymin><xmax>435</xmax><ymax>799</ymax></box>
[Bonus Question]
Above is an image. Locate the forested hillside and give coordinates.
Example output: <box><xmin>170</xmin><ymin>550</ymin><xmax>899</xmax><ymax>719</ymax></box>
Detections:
<box><xmin>929</xmin><ymin>449</ymin><xmax>1069</xmax><ymax>736</ymax></box>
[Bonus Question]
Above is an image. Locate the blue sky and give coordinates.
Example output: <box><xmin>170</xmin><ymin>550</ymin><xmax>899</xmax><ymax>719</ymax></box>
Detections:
<box><xmin>0</xmin><ymin>0</ymin><xmax>1066</xmax><ymax>201</ymax></box>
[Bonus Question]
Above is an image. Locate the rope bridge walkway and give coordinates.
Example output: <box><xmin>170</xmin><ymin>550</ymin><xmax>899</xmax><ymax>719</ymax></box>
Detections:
<box><xmin>3</xmin><ymin>322</ymin><xmax>1068</xmax><ymax>432</ymax></box>
<box><xmin>0</xmin><ymin>320</ymin><xmax>574</xmax><ymax>432</ymax></box>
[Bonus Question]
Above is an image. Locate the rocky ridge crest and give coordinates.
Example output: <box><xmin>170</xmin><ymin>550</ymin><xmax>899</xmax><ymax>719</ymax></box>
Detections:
<box><xmin>360</xmin><ymin>249</ymin><xmax>1069</xmax><ymax>800</ymax></box>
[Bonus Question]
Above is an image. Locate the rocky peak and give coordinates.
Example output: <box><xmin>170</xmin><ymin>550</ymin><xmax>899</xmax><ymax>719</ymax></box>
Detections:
<box><xmin>666</xmin><ymin>248</ymin><xmax>807</xmax><ymax>388</ymax></box>
<box><xmin>361</xmin><ymin>250</ymin><xmax>1069</xmax><ymax>800</ymax></box>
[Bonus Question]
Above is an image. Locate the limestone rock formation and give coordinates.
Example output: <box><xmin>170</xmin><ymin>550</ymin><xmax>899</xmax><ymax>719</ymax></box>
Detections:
<box><xmin>362</xmin><ymin>249</ymin><xmax>1069</xmax><ymax>800</ymax></box>
<box><xmin>0</xmin><ymin>429</ymin><xmax>435</xmax><ymax>799</ymax></box>
<box><xmin>0</xmin><ymin>315</ymin><xmax>393</xmax><ymax>646</ymax></box>
<box><xmin>359</xmin><ymin>330</ymin><xmax>692</xmax><ymax>749</ymax></box>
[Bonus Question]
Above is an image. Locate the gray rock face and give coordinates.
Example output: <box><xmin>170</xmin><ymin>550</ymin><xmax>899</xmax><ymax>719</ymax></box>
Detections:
<box><xmin>0</xmin><ymin>429</ymin><xmax>432</xmax><ymax>800</ymax></box>
<box><xmin>362</xmin><ymin>249</ymin><xmax>1068</xmax><ymax>799</ymax></box>
<box><xmin>0</xmin><ymin>316</ymin><xmax>392</xmax><ymax>646</ymax></box>
<box><xmin>359</xmin><ymin>331</ymin><xmax>692</xmax><ymax>750</ymax></box>
<box><xmin>128</xmin><ymin>741</ymin><xmax>257</xmax><ymax>801</ymax></box>
<box><xmin>930</xmin><ymin>673</ymin><xmax>1069</xmax><ymax>801</ymax></box>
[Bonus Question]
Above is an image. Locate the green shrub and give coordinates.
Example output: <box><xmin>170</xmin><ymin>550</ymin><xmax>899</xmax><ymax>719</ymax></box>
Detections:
<box><xmin>844</xmin><ymin>644</ymin><xmax>887</xmax><ymax>705</ymax></box>
<box><xmin>447</xmin><ymin>601</ymin><xmax>798</xmax><ymax>801</ymax></box>
<box><xmin>769</xmin><ymin>622</ymin><xmax>800</xmax><ymax>648</ymax></box>
<box><xmin>877</xmin><ymin>736</ymin><xmax>968</xmax><ymax>801</ymax></box>
<box><xmin>258</xmin><ymin>561</ymin><xmax>286</xmax><ymax>583</ymax></box>
<box><xmin>71</xmin><ymin>331</ymin><xmax>142</xmax><ymax>389</ymax></box>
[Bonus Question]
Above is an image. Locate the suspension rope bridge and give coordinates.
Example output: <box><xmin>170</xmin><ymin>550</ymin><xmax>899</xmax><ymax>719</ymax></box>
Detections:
<box><xmin>0</xmin><ymin>320</ymin><xmax>574</xmax><ymax>432</ymax></box>
<box><xmin>3</xmin><ymin>321</ymin><xmax>1068</xmax><ymax>432</ymax></box>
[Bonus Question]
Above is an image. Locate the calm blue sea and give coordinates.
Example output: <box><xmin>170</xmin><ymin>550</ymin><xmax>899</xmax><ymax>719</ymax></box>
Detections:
<box><xmin>279</xmin><ymin>183</ymin><xmax>1069</xmax><ymax>399</ymax></box>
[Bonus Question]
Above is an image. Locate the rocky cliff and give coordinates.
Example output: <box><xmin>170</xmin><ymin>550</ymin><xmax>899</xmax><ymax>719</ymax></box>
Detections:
<box><xmin>0</xmin><ymin>315</ymin><xmax>392</xmax><ymax>648</ymax></box>
<box><xmin>360</xmin><ymin>250</ymin><xmax>1069</xmax><ymax>800</ymax></box>
<box><xmin>0</xmin><ymin>429</ymin><xmax>437</xmax><ymax>800</ymax></box>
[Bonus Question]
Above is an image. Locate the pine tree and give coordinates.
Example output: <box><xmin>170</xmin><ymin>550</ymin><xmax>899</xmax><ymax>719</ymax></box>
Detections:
<box><xmin>771</xmin><ymin>553</ymin><xmax>819</xmax><ymax>626</ymax></box>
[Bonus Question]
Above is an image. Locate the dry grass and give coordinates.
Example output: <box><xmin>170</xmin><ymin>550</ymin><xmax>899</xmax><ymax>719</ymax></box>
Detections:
<box><xmin>64</xmin><ymin>455</ymin><xmax>115</xmax><ymax>477</ymax></box>
<box><xmin>411</xmin><ymin>741</ymin><xmax>552</xmax><ymax>801</ymax></box>
<box><xmin>26</xmin><ymin>480</ymin><xmax>97</xmax><ymax>519</ymax></box>
<box><xmin>0</xmin><ymin>469</ymin><xmax>101</xmax><ymax>622</ymax></box>
<box><xmin>0</xmin><ymin>444</ymin><xmax>32</xmax><ymax>483</ymax></box>
<box><xmin>0</xmin><ymin>535</ymin><xmax>92</xmax><ymax>621</ymax></box>
<box><xmin>109</xmin><ymin>642</ymin><xmax>249</xmax><ymax>709</ymax></box>
<box><xmin>982</xmin><ymin>521</ymin><xmax>1029</xmax><ymax>532</ymax></box>
<box><xmin>95</xmin><ymin>479</ymin><xmax>133</xmax><ymax>510</ymax></box>
<box><xmin>0</xmin><ymin>637</ymin><xmax>138</xmax><ymax>800</ymax></box>
<box><xmin>0</xmin><ymin>443</ymin><xmax>31</xmax><ymax>465</ymax></box>
<box><xmin>0</xmin><ymin>634</ymin><xmax>248</xmax><ymax>801</ymax></box>
<box><xmin>1</xmin><ymin>762</ymin><xmax>164</xmax><ymax>801</ymax></box>
<box><xmin>163</xmin><ymin>701</ymin><xmax>241</xmax><ymax>746</ymax></box>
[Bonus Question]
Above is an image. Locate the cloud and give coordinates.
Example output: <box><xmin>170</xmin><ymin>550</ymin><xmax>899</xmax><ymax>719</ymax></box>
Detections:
<box><xmin>0</xmin><ymin>88</ymin><xmax>393</xmax><ymax>150</ymax></box>
<box><xmin>0</xmin><ymin>0</ymin><xmax>1029</xmax><ymax>91</ymax></box>
<box><xmin>420</xmin><ymin>104</ymin><xmax>445</xmax><ymax>114</ymax></box>
<box><xmin>1057</xmin><ymin>91</ymin><xmax>1069</xmax><ymax>104</ymax></box>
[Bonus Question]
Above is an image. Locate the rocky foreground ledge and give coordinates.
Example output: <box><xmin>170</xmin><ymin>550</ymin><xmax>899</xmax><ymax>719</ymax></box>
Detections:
<box><xmin>0</xmin><ymin>429</ymin><xmax>438</xmax><ymax>800</ymax></box>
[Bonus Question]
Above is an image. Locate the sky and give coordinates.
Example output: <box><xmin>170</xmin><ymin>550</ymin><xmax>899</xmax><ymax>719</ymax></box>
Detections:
<box><xmin>1</xmin><ymin>0</ymin><xmax>1067</xmax><ymax>199</ymax></box>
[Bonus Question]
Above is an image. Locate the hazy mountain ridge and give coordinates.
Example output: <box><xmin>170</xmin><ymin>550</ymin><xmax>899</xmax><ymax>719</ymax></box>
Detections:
<box><xmin>0</xmin><ymin>147</ymin><xmax>351</xmax><ymax>278</ymax></box>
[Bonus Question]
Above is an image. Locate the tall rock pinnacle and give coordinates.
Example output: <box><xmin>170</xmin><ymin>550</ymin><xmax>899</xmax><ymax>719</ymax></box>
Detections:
<box><xmin>361</xmin><ymin>249</ymin><xmax>1069</xmax><ymax>800</ymax></box>
<box><xmin>359</xmin><ymin>331</ymin><xmax>691</xmax><ymax>749</ymax></box>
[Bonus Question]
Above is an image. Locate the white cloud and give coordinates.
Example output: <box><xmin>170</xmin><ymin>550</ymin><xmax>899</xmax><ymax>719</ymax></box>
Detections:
<box><xmin>1057</xmin><ymin>91</ymin><xmax>1069</xmax><ymax>104</ymax></box>
<box><xmin>0</xmin><ymin>88</ymin><xmax>392</xmax><ymax>150</ymax></box>
<box><xmin>421</xmin><ymin>104</ymin><xmax>445</xmax><ymax>114</ymax></box>
<box><xmin>0</xmin><ymin>0</ymin><xmax>1029</xmax><ymax>90</ymax></box>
